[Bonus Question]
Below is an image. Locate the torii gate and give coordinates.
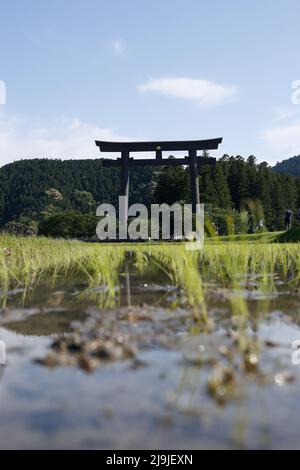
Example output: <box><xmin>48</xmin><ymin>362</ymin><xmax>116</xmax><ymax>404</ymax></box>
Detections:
<box><xmin>95</xmin><ymin>138</ymin><xmax>222</xmax><ymax>227</ymax></box>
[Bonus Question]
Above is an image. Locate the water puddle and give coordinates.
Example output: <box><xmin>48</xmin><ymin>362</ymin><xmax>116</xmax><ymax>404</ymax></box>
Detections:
<box><xmin>0</xmin><ymin>255</ymin><xmax>300</xmax><ymax>449</ymax></box>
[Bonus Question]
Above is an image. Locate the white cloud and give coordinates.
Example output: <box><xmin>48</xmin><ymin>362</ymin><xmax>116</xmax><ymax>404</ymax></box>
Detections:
<box><xmin>111</xmin><ymin>39</ymin><xmax>127</xmax><ymax>57</ymax></box>
<box><xmin>137</xmin><ymin>77</ymin><xmax>238</xmax><ymax>107</ymax></box>
<box><xmin>261</xmin><ymin>121</ymin><xmax>300</xmax><ymax>158</ymax></box>
<box><xmin>273</xmin><ymin>106</ymin><xmax>300</xmax><ymax>122</ymax></box>
<box><xmin>0</xmin><ymin>113</ymin><xmax>131</xmax><ymax>166</ymax></box>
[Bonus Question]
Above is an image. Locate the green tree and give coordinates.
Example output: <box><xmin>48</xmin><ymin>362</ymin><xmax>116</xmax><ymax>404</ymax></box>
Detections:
<box><xmin>153</xmin><ymin>165</ymin><xmax>188</xmax><ymax>204</ymax></box>
<box><xmin>212</xmin><ymin>163</ymin><xmax>231</xmax><ymax>209</ymax></box>
<box><xmin>73</xmin><ymin>190</ymin><xmax>96</xmax><ymax>213</ymax></box>
<box><xmin>38</xmin><ymin>211</ymin><xmax>97</xmax><ymax>239</ymax></box>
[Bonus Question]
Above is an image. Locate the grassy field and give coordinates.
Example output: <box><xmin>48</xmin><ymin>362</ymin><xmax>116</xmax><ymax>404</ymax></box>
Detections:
<box><xmin>209</xmin><ymin>227</ymin><xmax>300</xmax><ymax>243</ymax></box>
<box><xmin>0</xmin><ymin>231</ymin><xmax>300</xmax><ymax>311</ymax></box>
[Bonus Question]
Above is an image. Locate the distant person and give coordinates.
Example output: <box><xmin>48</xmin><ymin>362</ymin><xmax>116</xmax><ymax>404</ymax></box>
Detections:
<box><xmin>248</xmin><ymin>214</ymin><xmax>255</xmax><ymax>234</ymax></box>
<box><xmin>297</xmin><ymin>208</ymin><xmax>300</xmax><ymax>222</ymax></box>
<box><xmin>212</xmin><ymin>221</ymin><xmax>218</xmax><ymax>236</ymax></box>
<box><xmin>285</xmin><ymin>209</ymin><xmax>293</xmax><ymax>230</ymax></box>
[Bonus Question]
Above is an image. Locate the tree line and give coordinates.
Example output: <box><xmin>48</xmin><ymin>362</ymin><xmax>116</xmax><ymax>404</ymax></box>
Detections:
<box><xmin>153</xmin><ymin>154</ymin><xmax>300</xmax><ymax>232</ymax></box>
<box><xmin>0</xmin><ymin>155</ymin><xmax>299</xmax><ymax>237</ymax></box>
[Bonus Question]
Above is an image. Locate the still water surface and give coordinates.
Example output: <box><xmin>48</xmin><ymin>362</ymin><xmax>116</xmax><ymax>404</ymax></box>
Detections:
<box><xmin>0</xmin><ymin>261</ymin><xmax>300</xmax><ymax>449</ymax></box>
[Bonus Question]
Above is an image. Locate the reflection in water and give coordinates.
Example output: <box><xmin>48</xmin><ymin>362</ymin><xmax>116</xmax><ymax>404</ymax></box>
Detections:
<box><xmin>0</xmin><ymin>339</ymin><xmax>5</xmax><ymax>365</ymax></box>
<box><xmin>0</xmin><ymin>245</ymin><xmax>300</xmax><ymax>448</ymax></box>
<box><xmin>125</xmin><ymin>261</ymin><xmax>131</xmax><ymax>308</ymax></box>
<box><xmin>0</xmin><ymin>365</ymin><xmax>5</xmax><ymax>382</ymax></box>
<box><xmin>1</xmin><ymin>244</ymin><xmax>300</xmax><ymax>316</ymax></box>
<box><xmin>3</xmin><ymin>310</ymin><xmax>87</xmax><ymax>336</ymax></box>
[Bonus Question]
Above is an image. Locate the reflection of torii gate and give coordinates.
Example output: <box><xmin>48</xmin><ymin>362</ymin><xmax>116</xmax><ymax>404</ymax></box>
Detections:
<box><xmin>95</xmin><ymin>138</ymin><xmax>222</xmax><ymax>225</ymax></box>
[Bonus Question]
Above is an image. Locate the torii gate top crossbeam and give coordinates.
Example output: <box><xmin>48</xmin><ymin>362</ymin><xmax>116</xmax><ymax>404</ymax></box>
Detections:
<box><xmin>95</xmin><ymin>138</ymin><xmax>222</xmax><ymax>153</ymax></box>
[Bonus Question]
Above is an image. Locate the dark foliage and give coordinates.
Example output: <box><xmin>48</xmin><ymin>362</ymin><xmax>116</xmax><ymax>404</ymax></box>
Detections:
<box><xmin>273</xmin><ymin>155</ymin><xmax>300</xmax><ymax>176</ymax></box>
<box><xmin>38</xmin><ymin>211</ymin><xmax>98</xmax><ymax>239</ymax></box>
<box><xmin>0</xmin><ymin>156</ymin><xmax>300</xmax><ymax>235</ymax></box>
<box><xmin>153</xmin><ymin>155</ymin><xmax>300</xmax><ymax>231</ymax></box>
<box><xmin>0</xmin><ymin>158</ymin><xmax>155</xmax><ymax>225</ymax></box>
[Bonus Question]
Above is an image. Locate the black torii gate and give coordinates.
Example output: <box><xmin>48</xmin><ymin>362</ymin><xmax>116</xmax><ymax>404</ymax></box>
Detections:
<box><xmin>95</xmin><ymin>138</ymin><xmax>222</xmax><ymax>227</ymax></box>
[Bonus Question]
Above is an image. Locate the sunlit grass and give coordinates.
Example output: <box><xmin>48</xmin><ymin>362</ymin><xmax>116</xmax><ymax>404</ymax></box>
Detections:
<box><xmin>0</xmin><ymin>234</ymin><xmax>300</xmax><ymax>314</ymax></box>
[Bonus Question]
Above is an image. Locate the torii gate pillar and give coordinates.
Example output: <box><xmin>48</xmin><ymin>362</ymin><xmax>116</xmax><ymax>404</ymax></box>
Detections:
<box><xmin>188</xmin><ymin>148</ymin><xmax>200</xmax><ymax>214</ymax></box>
<box><xmin>120</xmin><ymin>150</ymin><xmax>129</xmax><ymax>226</ymax></box>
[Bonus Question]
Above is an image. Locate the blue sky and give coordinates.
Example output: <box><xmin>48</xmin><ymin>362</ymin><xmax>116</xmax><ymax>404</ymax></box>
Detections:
<box><xmin>0</xmin><ymin>0</ymin><xmax>300</xmax><ymax>165</ymax></box>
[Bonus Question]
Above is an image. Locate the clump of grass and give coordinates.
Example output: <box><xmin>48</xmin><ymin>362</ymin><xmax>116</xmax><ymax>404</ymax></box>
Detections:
<box><xmin>0</xmin><ymin>235</ymin><xmax>300</xmax><ymax>316</ymax></box>
<box><xmin>0</xmin><ymin>234</ymin><xmax>100</xmax><ymax>305</ymax></box>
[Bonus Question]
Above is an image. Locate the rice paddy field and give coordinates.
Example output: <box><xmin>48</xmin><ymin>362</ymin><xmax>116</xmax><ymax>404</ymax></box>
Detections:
<box><xmin>1</xmin><ymin>234</ymin><xmax>300</xmax><ymax>449</ymax></box>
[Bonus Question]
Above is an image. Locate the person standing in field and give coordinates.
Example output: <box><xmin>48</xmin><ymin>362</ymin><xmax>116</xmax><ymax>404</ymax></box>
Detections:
<box><xmin>248</xmin><ymin>213</ymin><xmax>255</xmax><ymax>234</ymax></box>
<box><xmin>284</xmin><ymin>209</ymin><xmax>293</xmax><ymax>230</ymax></box>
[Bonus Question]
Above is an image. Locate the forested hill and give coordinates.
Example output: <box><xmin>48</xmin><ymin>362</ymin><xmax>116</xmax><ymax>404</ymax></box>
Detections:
<box><xmin>273</xmin><ymin>155</ymin><xmax>300</xmax><ymax>176</ymax></box>
<box><xmin>0</xmin><ymin>155</ymin><xmax>300</xmax><ymax>231</ymax></box>
<box><xmin>0</xmin><ymin>159</ymin><xmax>155</xmax><ymax>226</ymax></box>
